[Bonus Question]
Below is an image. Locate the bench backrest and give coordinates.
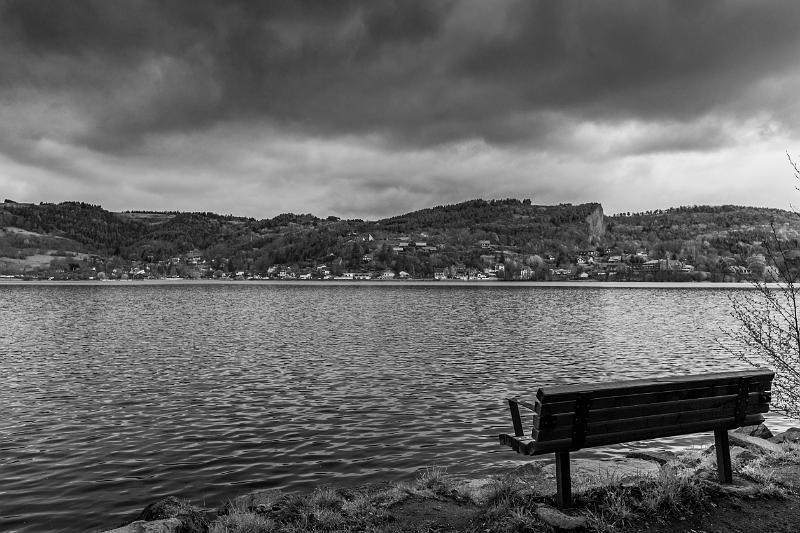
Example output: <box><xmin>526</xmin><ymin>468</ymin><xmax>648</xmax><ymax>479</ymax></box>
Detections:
<box><xmin>528</xmin><ymin>368</ymin><xmax>774</xmax><ymax>455</ymax></box>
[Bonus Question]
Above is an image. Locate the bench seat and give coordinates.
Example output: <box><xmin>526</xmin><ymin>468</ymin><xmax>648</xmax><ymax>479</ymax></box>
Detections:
<box><xmin>499</xmin><ymin>368</ymin><xmax>774</xmax><ymax>507</ymax></box>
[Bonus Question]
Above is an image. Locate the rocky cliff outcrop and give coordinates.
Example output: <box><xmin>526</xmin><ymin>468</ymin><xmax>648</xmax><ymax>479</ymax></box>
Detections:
<box><xmin>585</xmin><ymin>204</ymin><xmax>605</xmax><ymax>245</ymax></box>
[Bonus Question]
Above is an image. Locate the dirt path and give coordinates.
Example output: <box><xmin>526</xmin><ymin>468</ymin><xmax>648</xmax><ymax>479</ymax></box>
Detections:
<box><xmin>636</xmin><ymin>493</ymin><xmax>800</xmax><ymax>533</ymax></box>
<box><xmin>380</xmin><ymin>491</ymin><xmax>800</xmax><ymax>532</ymax></box>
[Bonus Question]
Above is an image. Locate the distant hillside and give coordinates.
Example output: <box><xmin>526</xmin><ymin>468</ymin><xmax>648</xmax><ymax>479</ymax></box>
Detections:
<box><xmin>605</xmin><ymin>205</ymin><xmax>800</xmax><ymax>272</ymax></box>
<box><xmin>377</xmin><ymin>198</ymin><xmax>605</xmax><ymax>247</ymax></box>
<box><xmin>1</xmin><ymin>198</ymin><xmax>798</xmax><ymax>280</ymax></box>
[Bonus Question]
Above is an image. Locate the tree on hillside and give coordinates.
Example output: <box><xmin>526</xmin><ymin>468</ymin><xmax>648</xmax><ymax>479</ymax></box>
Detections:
<box><xmin>725</xmin><ymin>154</ymin><xmax>800</xmax><ymax>420</ymax></box>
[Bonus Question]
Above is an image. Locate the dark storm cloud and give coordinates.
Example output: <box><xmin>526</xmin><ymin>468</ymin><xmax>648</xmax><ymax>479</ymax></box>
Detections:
<box><xmin>0</xmin><ymin>0</ymin><xmax>454</xmax><ymax>151</ymax></box>
<box><xmin>2</xmin><ymin>0</ymin><xmax>799</xmax><ymax>153</ymax></box>
<box><xmin>2</xmin><ymin>0</ymin><xmax>800</xmax><ymax>219</ymax></box>
<box><xmin>455</xmin><ymin>2</ymin><xmax>800</xmax><ymax>122</ymax></box>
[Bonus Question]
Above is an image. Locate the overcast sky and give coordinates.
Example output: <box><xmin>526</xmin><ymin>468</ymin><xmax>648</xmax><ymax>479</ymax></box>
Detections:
<box><xmin>2</xmin><ymin>0</ymin><xmax>800</xmax><ymax>220</ymax></box>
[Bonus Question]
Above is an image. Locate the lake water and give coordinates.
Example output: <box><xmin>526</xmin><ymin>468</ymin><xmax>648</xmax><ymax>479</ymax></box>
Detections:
<box><xmin>0</xmin><ymin>281</ymin><xmax>794</xmax><ymax>532</ymax></box>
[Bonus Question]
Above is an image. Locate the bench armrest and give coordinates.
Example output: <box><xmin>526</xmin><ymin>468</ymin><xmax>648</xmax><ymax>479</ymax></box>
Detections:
<box><xmin>506</xmin><ymin>398</ymin><xmax>536</xmax><ymax>437</ymax></box>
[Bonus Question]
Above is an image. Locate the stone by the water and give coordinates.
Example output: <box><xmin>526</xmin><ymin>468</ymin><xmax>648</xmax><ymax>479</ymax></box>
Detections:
<box><xmin>728</xmin><ymin>432</ymin><xmax>783</xmax><ymax>454</ymax></box>
<box><xmin>710</xmin><ymin>478</ymin><xmax>760</xmax><ymax>497</ymax></box>
<box><xmin>769</xmin><ymin>427</ymin><xmax>800</xmax><ymax>445</ymax></box>
<box><xmin>536</xmin><ymin>504</ymin><xmax>587</xmax><ymax>530</ymax></box>
<box><xmin>137</xmin><ymin>496</ymin><xmax>192</xmax><ymax>521</ymax></box>
<box><xmin>104</xmin><ymin>518</ymin><xmax>182</xmax><ymax>533</ymax></box>
<box><xmin>624</xmin><ymin>450</ymin><xmax>678</xmax><ymax>465</ymax></box>
<box><xmin>730</xmin><ymin>446</ymin><xmax>758</xmax><ymax>464</ymax></box>
<box><xmin>125</xmin><ymin>495</ymin><xmax>209</xmax><ymax>533</ymax></box>
<box><xmin>226</xmin><ymin>489</ymin><xmax>283</xmax><ymax>513</ymax></box>
<box><xmin>505</xmin><ymin>461</ymin><xmax>546</xmax><ymax>479</ymax></box>
<box><xmin>456</xmin><ymin>478</ymin><xmax>498</xmax><ymax>505</ymax></box>
<box><xmin>734</xmin><ymin>423</ymin><xmax>773</xmax><ymax>440</ymax></box>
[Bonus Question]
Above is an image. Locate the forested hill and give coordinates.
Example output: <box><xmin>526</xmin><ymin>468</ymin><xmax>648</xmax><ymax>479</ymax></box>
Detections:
<box><xmin>607</xmin><ymin>205</ymin><xmax>800</xmax><ymax>256</ymax></box>
<box><xmin>0</xmin><ymin>198</ymin><xmax>603</xmax><ymax>261</ymax></box>
<box><xmin>0</xmin><ymin>198</ymin><xmax>798</xmax><ymax>280</ymax></box>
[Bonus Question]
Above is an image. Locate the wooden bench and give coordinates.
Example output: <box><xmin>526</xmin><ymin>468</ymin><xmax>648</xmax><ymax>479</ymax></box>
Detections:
<box><xmin>499</xmin><ymin>368</ymin><xmax>774</xmax><ymax>507</ymax></box>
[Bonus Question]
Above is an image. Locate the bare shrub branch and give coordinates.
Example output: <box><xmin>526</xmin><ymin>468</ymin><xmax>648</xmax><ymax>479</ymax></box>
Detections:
<box><xmin>723</xmin><ymin>155</ymin><xmax>800</xmax><ymax>420</ymax></box>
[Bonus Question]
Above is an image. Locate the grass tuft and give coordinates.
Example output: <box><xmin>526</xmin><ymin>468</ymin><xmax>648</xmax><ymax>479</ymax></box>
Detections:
<box><xmin>310</xmin><ymin>506</ymin><xmax>345</xmax><ymax>530</ymax></box>
<box><xmin>309</xmin><ymin>486</ymin><xmax>343</xmax><ymax>509</ymax></box>
<box><xmin>573</xmin><ymin>466</ymin><xmax>624</xmax><ymax>495</ymax></box>
<box><xmin>209</xmin><ymin>499</ymin><xmax>276</xmax><ymax>533</ymax></box>
<box><xmin>415</xmin><ymin>465</ymin><xmax>452</xmax><ymax>495</ymax></box>
<box><xmin>638</xmin><ymin>465</ymin><xmax>706</xmax><ymax>515</ymax></box>
<box><xmin>502</xmin><ymin>506</ymin><xmax>539</xmax><ymax>532</ymax></box>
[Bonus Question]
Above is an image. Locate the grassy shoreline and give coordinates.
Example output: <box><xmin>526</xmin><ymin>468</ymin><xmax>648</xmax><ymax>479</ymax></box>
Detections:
<box><xmin>107</xmin><ymin>426</ymin><xmax>800</xmax><ymax>533</ymax></box>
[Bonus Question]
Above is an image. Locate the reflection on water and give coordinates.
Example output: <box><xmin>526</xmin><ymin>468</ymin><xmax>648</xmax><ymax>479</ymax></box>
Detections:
<box><xmin>0</xmin><ymin>283</ymin><xmax>787</xmax><ymax>532</ymax></box>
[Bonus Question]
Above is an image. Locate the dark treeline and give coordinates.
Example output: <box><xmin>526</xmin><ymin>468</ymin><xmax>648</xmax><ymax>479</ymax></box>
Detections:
<box><xmin>2</xmin><ymin>198</ymin><xmax>800</xmax><ymax>280</ymax></box>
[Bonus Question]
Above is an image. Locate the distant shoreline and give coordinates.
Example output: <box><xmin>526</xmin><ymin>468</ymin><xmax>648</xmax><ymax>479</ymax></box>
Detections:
<box><xmin>0</xmin><ymin>278</ymin><xmax>769</xmax><ymax>289</ymax></box>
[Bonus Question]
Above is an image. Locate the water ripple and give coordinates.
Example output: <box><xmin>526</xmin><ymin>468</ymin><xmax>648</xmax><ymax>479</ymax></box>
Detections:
<box><xmin>0</xmin><ymin>284</ymin><xmax>787</xmax><ymax>532</ymax></box>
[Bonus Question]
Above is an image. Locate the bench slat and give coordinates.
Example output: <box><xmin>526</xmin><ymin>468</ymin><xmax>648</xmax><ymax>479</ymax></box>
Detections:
<box><xmin>533</xmin><ymin>391</ymin><xmax>768</xmax><ymax>434</ymax></box>
<box><xmin>536</xmin><ymin>369</ymin><xmax>774</xmax><ymax>403</ymax></box>
<box><xmin>532</xmin><ymin>401</ymin><xmax>770</xmax><ymax>441</ymax></box>
<box><xmin>500</xmin><ymin>412</ymin><xmax>766</xmax><ymax>456</ymax></box>
<box><xmin>536</xmin><ymin>380</ymin><xmax>770</xmax><ymax>416</ymax></box>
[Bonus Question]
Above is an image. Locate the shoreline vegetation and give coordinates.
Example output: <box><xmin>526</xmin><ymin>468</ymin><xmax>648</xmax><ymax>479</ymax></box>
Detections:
<box><xmin>106</xmin><ymin>425</ymin><xmax>800</xmax><ymax>533</ymax></box>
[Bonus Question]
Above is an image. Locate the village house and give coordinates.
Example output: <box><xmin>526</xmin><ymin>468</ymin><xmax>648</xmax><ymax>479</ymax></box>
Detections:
<box><xmin>277</xmin><ymin>268</ymin><xmax>296</xmax><ymax>279</ymax></box>
<box><xmin>185</xmin><ymin>250</ymin><xmax>203</xmax><ymax>265</ymax></box>
<box><xmin>550</xmin><ymin>268</ymin><xmax>572</xmax><ymax>279</ymax></box>
<box><xmin>642</xmin><ymin>260</ymin><xmax>661</xmax><ymax>272</ymax></box>
<box><xmin>642</xmin><ymin>259</ymin><xmax>684</xmax><ymax>272</ymax></box>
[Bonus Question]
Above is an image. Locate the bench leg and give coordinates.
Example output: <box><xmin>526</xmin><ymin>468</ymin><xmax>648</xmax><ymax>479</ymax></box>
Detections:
<box><xmin>715</xmin><ymin>428</ymin><xmax>733</xmax><ymax>483</ymax></box>
<box><xmin>555</xmin><ymin>451</ymin><xmax>571</xmax><ymax>508</ymax></box>
<box><xmin>508</xmin><ymin>399</ymin><xmax>524</xmax><ymax>436</ymax></box>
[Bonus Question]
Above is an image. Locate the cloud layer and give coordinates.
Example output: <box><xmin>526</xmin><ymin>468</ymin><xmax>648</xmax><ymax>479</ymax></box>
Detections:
<box><xmin>2</xmin><ymin>0</ymin><xmax>800</xmax><ymax>218</ymax></box>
